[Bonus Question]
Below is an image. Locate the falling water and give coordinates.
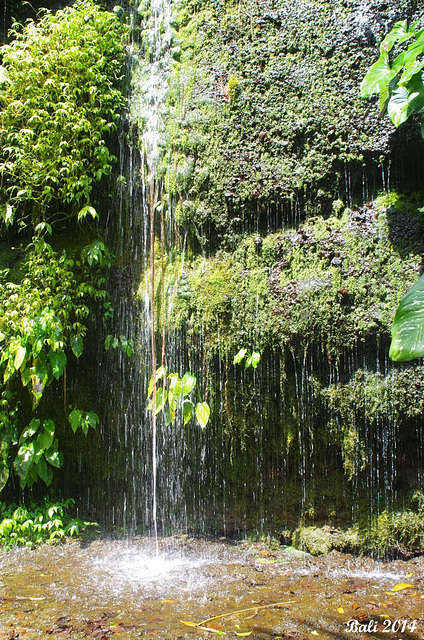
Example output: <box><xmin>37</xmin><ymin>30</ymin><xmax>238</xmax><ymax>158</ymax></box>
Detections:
<box><xmin>63</xmin><ymin>0</ymin><xmax>424</xmax><ymax>541</ymax></box>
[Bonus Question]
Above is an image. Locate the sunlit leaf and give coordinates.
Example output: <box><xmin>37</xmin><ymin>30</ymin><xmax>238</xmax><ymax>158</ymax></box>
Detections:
<box><xmin>13</xmin><ymin>345</ymin><xmax>26</xmax><ymax>370</ymax></box>
<box><xmin>337</xmin><ymin>606</ymin><xmax>344</xmax><ymax>614</ymax></box>
<box><xmin>182</xmin><ymin>372</ymin><xmax>196</xmax><ymax>396</ymax></box>
<box><xmin>69</xmin><ymin>408</ymin><xmax>82</xmax><ymax>433</ymax></box>
<box><xmin>360</xmin><ymin>53</ymin><xmax>397</xmax><ymax>97</ymax></box>
<box><xmin>251</xmin><ymin>352</ymin><xmax>261</xmax><ymax>369</ymax></box>
<box><xmin>195</xmin><ymin>401</ymin><xmax>210</xmax><ymax>429</ymax></box>
<box><xmin>387</xmin><ymin>85</ymin><xmax>411</xmax><ymax>127</ymax></box>
<box><xmin>390</xmin><ymin>273</ymin><xmax>424</xmax><ymax>361</ymax></box>
<box><xmin>235</xmin><ymin>632</ymin><xmax>253</xmax><ymax>637</ymax></box>
<box><xmin>233</xmin><ymin>348</ymin><xmax>247</xmax><ymax>364</ymax></box>
<box><xmin>183</xmin><ymin>399</ymin><xmax>193</xmax><ymax>425</ymax></box>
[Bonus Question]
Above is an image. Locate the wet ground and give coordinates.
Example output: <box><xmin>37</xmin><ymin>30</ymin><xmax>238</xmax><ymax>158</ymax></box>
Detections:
<box><xmin>0</xmin><ymin>537</ymin><xmax>423</xmax><ymax>639</ymax></box>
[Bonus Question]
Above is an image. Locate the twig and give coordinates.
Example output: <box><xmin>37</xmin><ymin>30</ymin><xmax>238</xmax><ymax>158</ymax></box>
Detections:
<box><xmin>197</xmin><ymin>600</ymin><xmax>295</xmax><ymax>627</ymax></box>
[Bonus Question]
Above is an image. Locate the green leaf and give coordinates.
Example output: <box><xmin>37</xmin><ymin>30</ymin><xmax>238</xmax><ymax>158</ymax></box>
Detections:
<box><xmin>251</xmin><ymin>352</ymin><xmax>261</xmax><ymax>369</ymax></box>
<box><xmin>36</xmin><ymin>457</ymin><xmax>53</xmax><ymax>486</ymax></box>
<box><xmin>181</xmin><ymin>373</ymin><xmax>196</xmax><ymax>396</ymax></box>
<box><xmin>183</xmin><ymin>399</ymin><xmax>193</xmax><ymax>425</ymax></box>
<box><xmin>44</xmin><ymin>441</ymin><xmax>63</xmax><ymax>468</ymax></box>
<box><xmin>14</xmin><ymin>345</ymin><xmax>26</xmax><ymax>371</ymax></box>
<box><xmin>77</xmin><ymin>205</ymin><xmax>98</xmax><ymax>222</ymax></box>
<box><xmin>233</xmin><ymin>348</ymin><xmax>247</xmax><ymax>365</ymax></box>
<box><xmin>154</xmin><ymin>387</ymin><xmax>167</xmax><ymax>415</ymax></box>
<box><xmin>19</xmin><ymin>418</ymin><xmax>41</xmax><ymax>444</ymax></box>
<box><xmin>86</xmin><ymin>412</ymin><xmax>99</xmax><ymax>429</ymax></box>
<box><xmin>36</xmin><ymin>419</ymin><xmax>55</xmax><ymax>451</ymax></box>
<box><xmin>70</xmin><ymin>333</ymin><xmax>83</xmax><ymax>358</ymax></box>
<box><xmin>390</xmin><ymin>273</ymin><xmax>424</xmax><ymax>361</ymax></box>
<box><xmin>360</xmin><ymin>53</ymin><xmax>397</xmax><ymax>97</ymax></box>
<box><xmin>14</xmin><ymin>442</ymin><xmax>35</xmax><ymax>476</ymax></box>
<box><xmin>195</xmin><ymin>401</ymin><xmax>210</xmax><ymax>429</ymax></box>
<box><xmin>68</xmin><ymin>409</ymin><xmax>82</xmax><ymax>433</ymax></box>
<box><xmin>49</xmin><ymin>349</ymin><xmax>67</xmax><ymax>380</ymax></box>
<box><xmin>379</xmin><ymin>19</ymin><xmax>414</xmax><ymax>54</ymax></box>
<box><xmin>21</xmin><ymin>367</ymin><xmax>31</xmax><ymax>387</ymax></box>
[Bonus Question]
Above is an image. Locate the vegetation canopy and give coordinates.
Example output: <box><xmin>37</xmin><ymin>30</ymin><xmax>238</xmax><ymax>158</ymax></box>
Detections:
<box><xmin>0</xmin><ymin>0</ymin><xmax>126</xmax><ymax>231</ymax></box>
<box><xmin>361</xmin><ymin>19</ymin><xmax>424</xmax><ymax>361</ymax></box>
<box><xmin>0</xmin><ymin>1</ymin><xmax>128</xmax><ymax>494</ymax></box>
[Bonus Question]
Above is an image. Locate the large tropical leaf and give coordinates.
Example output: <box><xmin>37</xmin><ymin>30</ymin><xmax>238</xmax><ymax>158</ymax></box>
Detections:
<box><xmin>390</xmin><ymin>273</ymin><xmax>424</xmax><ymax>361</ymax></box>
<box><xmin>360</xmin><ymin>53</ymin><xmax>397</xmax><ymax>97</ymax></box>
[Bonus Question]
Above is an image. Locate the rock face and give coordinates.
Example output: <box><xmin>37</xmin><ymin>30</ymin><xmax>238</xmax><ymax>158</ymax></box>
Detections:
<box><xmin>4</xmin><ymin>0</ymin><xmax>424</xmax><ymax>535</ymax></box>
<box><xmin>143</xmin><ymin>0</ymin><xmax>424</xmax><ymax>531</ymax></box>
<box><xmin>162</xmin><ymin>0</ymin><xmax>423</xmax><ymax>249</ymax></box>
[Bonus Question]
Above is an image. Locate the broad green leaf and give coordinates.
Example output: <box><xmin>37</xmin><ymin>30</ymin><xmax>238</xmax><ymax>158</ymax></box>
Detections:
<box><xmin>155</xmin><ymin>387</ymin><xmax>167</xmax><ymax>415</ymax></box>
<box><xmin>182</xmin><ymin>373</ymin><xmax>196</xmax><ymax>396</ymax></box>
<box><xmin>68</xmin><ymin>409</ymin><xmax>82</xmax><ymax>433</ymax></box>
<box><xmin>195</xmin><ymin>401</ymin><xmax>210</xmax><ymax>429</ymax></box>
<box><xmin>390</xmin><ymin>273</ymin><xmax>424</xmax><ymax>361</ymax></box>
<box><xmin>37</xmin><ymin>419</ymin><xmax>55</xmax><ymax>451</ymax></box>
<box><xmin>21</xmin><ymin>366</ymin><xmax>31</xmax><ymax>387</ymax></box>
<box><xmin>44</xmin><ymin>442</ymin><xmax>63</xmax><ymax>468</ymax></box>
<box><xmin>15</xmin><ymin>442</ymin><xmax>35</xmax><ymax>476</ymax></box>
<box><xmin>77</xmin><ymin>205</ymin><xmax>98</xmax><ymax>222</ymax></box>
<box><xmin>37</xmin><ymin>457</ymin><xmax>53</xmax><ymax>486</ymax></box>
<box><xmin>379</xmin><ymin>19</ymin><xmax>414</xmax><ymax>53</ymax></box>
<box><xmin>49</xmin><ymin>349</ymin><xmax>67</xmax><ymax>380</ymax></box>
<box><xmin>360</xmin><ymin>53</ymin><xmax>397</xmax><ymax>97</ymax></box>
<box><xmin>245</xmin><ymin>355</ymin><xmax>253</xmax><ymax>368</ymax></box>
<box><xmin>71</xmin><ymin>333</ymin><xmax>83</xmax><ymax>358</ymax></box>
<box><xmin>387</xmin><ymin>85</ymin><xmax>411</xmax><ymax>127</ymax></box>
<box><xmin>86</xmin><ymin>412</ymin><xmax>99</xmax><ymax>428</ymax></box>
<box><xmin>251</xmin><ymin>352</ymin><xmax>261</xmax><ymax>369</ymax></box>
<box><xmin>183</xmin><ymin>399</ymin><xmax>193</xmax><ymax>425</ymax></box>
<box><xmin>14</xmin><ymin>345</ymin><xmax>26</xmax><ymax>371</ymax></box>
<box><xmin>233</xmin><ymin>348</ymin><xmax>247</xmax><ymax>364</ymax></box>
<box><xmin>19</xmin><ymin>418</ymin><xmax>41</xmax><ymax>444</ymax></box>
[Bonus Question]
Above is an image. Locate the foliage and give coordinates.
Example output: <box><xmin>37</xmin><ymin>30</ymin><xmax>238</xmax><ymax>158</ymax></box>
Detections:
<box><xmin>390</xmin><ymin>273</ymin><xmax>424</xmax><ymax>361</ymax></box>
<box><xmin>0</xmin><ymin>0</ymin><xmax>127</xmax><ymax>230</ymax></box>
<box><xmin>148</xmin><ymin>367</ymin><xmax>210</xmax><ymax>429</ymax></box>
<box><xmin>360</xmin><ymin>20</ymin><xmax>424</xmax><ymax>131</ymax></box>
<box><xmin>0</xmin><ymin>238</ymin><xmax>112</xmax><ymax>490</ymax></box>
<box><xmin>0</xmin><ymin>1</ymin><xmax>127</xmax><ymax>494</ymax></box>
<box><xmin>360</xmin><ymin>491</ymin><xmax>424</xmax><ymax>557</ymax></box>
<box><xmin>233</xmin><ymin>348</ymin><xmax>261</xmax><ymax>369</ymax></box>
<box><xmin>361</xmin><ymin>20</ymin><xmax>424</xmax><ymax>361</ymax></box>
<box><xmin>105</xmin><ymin>334</ymin><xmax>134</xmax><ymax>357</ymax></box>
<box><xmin>0</xmin><ymin>497</ymin><xmax>97</xmax><ymax>548</ymax></box>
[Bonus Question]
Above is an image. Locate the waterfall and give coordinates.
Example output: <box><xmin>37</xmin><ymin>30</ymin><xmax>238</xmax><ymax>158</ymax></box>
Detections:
<box><xmin>62</xmin><ymin>0</ymin><xmax>424</xmax><ymax>539</ymax></box>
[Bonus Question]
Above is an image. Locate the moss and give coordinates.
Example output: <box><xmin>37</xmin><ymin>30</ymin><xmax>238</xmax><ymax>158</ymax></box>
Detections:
<box><xmin>291</xmin><ymin>493</ymin><xmax>424</xmax><ymax>556</ymax></box>
<box><xmin>167</xmin><ymin>195</ymin><xmax>424</xmax><ymax>361</ymax></box>
<box><xmin>293</xmin><ymin>525</ymin><xmax>342</xmax><ymax>555</ymax></box>
<box><xmin>163</xmin><ymin>0</ymin><xmax>423</xmax><ymax>248</ymax></box>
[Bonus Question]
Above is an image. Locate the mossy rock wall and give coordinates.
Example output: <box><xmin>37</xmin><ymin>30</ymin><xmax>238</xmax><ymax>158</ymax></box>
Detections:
<box><xmin>161</xmin><ymin>0</ymin><xmax>423</xmax><ymax>249</ymax></box>
<box><xmin>132</xmin><ymin>0</ymin><xmax>424</xmax><ymax>531</ymax></box>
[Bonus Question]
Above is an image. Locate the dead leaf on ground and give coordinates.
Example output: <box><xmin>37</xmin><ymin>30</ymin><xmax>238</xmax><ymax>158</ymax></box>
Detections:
<box><xmin>393</xmin><ymin>583</ymin><xmax>414</xmax><ymax>592</ymax></box>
